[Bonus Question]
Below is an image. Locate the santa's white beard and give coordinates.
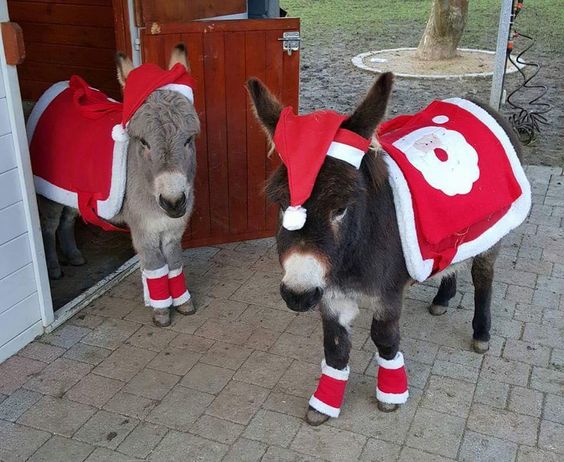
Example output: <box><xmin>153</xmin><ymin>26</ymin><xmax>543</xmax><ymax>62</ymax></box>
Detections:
<box><xmin>395</xmin><ymin>129</ymin><xmax>480</xmax><ymax>196</ymax></box>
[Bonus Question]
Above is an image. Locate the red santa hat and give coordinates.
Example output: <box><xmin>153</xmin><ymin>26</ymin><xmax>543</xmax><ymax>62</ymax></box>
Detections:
<box><xmin>112</xmin><ymin>62</ymin><xmax>195</xmax><ymax>142</ymax></box>
<box><xmin>273</xmin><ymin>107</ymin><xmax>371</xmax><ymax>230</ymax></box>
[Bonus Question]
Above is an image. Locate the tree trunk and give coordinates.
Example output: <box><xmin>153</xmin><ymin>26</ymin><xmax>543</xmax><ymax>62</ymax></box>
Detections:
<box><xmin>416</xmin><ymin>0</ymin><xmax>469</xmax><ymax>61</ymax></box>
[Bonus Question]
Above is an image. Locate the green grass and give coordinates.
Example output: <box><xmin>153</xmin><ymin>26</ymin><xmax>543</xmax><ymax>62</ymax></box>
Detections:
<box><xmin>281</xmin><ymin>0</ymin><xmax>563</xmax><ymax>53</ymax></box>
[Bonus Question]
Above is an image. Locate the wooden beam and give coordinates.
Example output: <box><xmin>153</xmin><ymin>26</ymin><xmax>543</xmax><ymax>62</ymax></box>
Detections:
<box><xmin>1</xmin><ymin>21</ymin><xmax>25</xmax><ymax>65</ymax></box>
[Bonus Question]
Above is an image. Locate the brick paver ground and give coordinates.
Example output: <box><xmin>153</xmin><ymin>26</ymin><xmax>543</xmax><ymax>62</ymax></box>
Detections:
<box><xmin>1</xmin><ymin>165</ymin><xmax>562</xmax><ymax>461</ymax></box>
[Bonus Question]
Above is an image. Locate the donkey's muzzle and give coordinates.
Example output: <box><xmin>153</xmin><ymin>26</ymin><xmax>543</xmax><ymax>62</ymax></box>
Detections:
<box><xmin>159</xmin><ymin>193</ymin><xmax>187</xmax><ymax>218</ymax></box>
<box><xmin>280</xmin><ymin>284</ymin><xmax>323</xmax><ymax>312</ymax></box>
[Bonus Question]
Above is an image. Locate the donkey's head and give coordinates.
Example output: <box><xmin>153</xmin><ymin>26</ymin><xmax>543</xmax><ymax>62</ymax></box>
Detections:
<box><xmin>247</xmin><ymin>73</ymin><xmax>393</xmax><ymax>312</ymax></box>
<box><xmin>116</xmin><ymin>45</ymin><xmax>200</xmax><ymax>218</ymax></box>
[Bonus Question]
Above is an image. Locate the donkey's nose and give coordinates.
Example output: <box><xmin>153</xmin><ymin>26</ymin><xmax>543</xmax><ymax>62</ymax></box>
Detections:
<box><xmin>280</xmin><ymin>284</ymin><xmax>323</xmax><ymax>312</ymax></box>
<box><xmin>159</xmin><ymin>193</ymin><xmax>186</xmax><ymax>218</ymax></box>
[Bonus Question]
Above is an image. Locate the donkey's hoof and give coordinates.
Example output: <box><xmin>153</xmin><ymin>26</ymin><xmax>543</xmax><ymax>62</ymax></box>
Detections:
<box><xmin>175</xmin><ymin>298</ymin><xmax>197</xmax><ymax>316</ymax></box>
<box><xmin>305</xmin><ymin>406</ymin><xmax>330</xmax><ymax>426</ymax></box>
<box><xmin>152</xmin><ymin>308</ymin><xmax>171</xmax><ymax>327</ymax></box>
<box><xmin>67</xmin><ymin>252</ymin><xmax>86</xmax><ymax>266</ymax></box>
<box><xmin>48</xmin><ymin>265</ymin><xmax>63</xmax><ymax>280</ymax></box>
<box><xmin>429</xmin><ymin>304</ymin><xmax>448</xmax><ymax>316</ymax></box>
<box><xmin>377</xmin><ymin>401</ymin><xmax>400</xmax><ymax>412</ymax></box>
<box><xmin>472</xmin><ymin>339</ymin><xmax>490</xmax><ymax>354</ymax></box>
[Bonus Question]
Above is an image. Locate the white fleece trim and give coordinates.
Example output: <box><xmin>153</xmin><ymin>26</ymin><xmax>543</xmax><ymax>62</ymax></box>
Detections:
<box><xmin>141</xmin><ymin>272</ymin><xmax>173</xmax><ymax>308</ymax></box>
<box><xmin>96</xmin><ymin>136</ymin><xmax>129</xmax><ymax>219</ymax></box>
<box><xmin>34</xmin><ymin>176</ymin><xmax>79</xmax><ymax>209</ymax></box>
<box><xmin>143</xmin><ymin>273</ymin><xmax>150</xmax><ymax>306</ymax></box>
<box><xmin>143</xmin><ymin>265</ymin><xmax>169</xmax><ymax>279</ymax></box>
<box><xmin>384</xmin><ymin>153</ymin><xmax>434</xmax><ymax>281</ymax></box>
<box><xmin>326</xmin><ymin>141</ymin><xmax>365</xmax><ymax>169</ymax></box>
<box><xmin>376</xmin><ymin>351</ymin><xmax>405</xmax><ymax>370</ymax></box>
<box><xmin>172</xmin><ymin>290</ymin><xmax>191</xmax><ymax>306</ymax></box>
<box><xmin>148</xmin><ymin>297</ymin><xmax>173</xmax><ymax>309</ymax></box>
<box><xmin>308</xmin><ymin>395</ymin><xmax>341</xmax><ymax>418</ymax></box>
<box><xmin>376</xmin><ymin>388</ymin><xmax>409</xmax><ymax>404</ymax></box>
<box><xmin>443</xmin><ymin>98</ymin><xmax>532</xmax><ymax>265</ymax></box>
<box><xmin>168</xmin><ymin>267</ymin><xmax>183</xmax><ymax>278</ymax></box>
<box><xmin>321</xmin><ymin>359</ymin><xmax>350</xmax><ymax>381</ymax></box>
<box><xmin>158</xmin><ymin>83</ymin><xmax>194</xmax><ymax>103</ymax></box>
<box><xmin>384</xmin><ymin>98</ymin><xmax>531</xmax><ymax>282</ymax></box>
<box><xmin>27</xmin><ymin>81</ymin><xmax>69</xmax><ymax>141</ymax></box>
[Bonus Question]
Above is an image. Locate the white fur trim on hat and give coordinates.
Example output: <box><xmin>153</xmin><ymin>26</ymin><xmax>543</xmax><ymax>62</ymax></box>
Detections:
<box><xmin>376</xmin><ymin>351</ymin><xmax>405</xmax><ymax>370</ymax></box>
<box><xmin>283</xmin><ymin>205</ymin><xmax>307</xmax><ymax>231</ymax></box>
<box><xmin>158</xmin><ymin>83</ymin><xmax>194</xmax><ymax>103</ymax></box>
<box><xmin>308</xmin><ymin>395</ymin><xmax>342</xmax><ymax>418</ymax></box>
<box><xmin>112</xmin><ymin>124</ymin><xmax>129</xmax><ymax>142</ymax></box>
<box><xmin>320</xmin><ymin>359</ymin><xmax>350</xmax><ymax>381</ymax></box>
<box><xmin>326</xmin><ymin>141</ymin><xmax>365</xmax><ymax>169</ymax></box>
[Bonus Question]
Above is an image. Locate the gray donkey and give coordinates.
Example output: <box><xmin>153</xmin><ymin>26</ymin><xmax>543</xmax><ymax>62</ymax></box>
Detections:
<box><xmin>28</xmin><ymin>45</ymin><xmax>199</xmax><ymax>327</ymax></box>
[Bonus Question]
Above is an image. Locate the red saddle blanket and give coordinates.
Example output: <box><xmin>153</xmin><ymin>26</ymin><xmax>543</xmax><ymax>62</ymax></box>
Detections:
<box><xmin>377</xmin><ymin>98</ymin><xmax>531</xmax><ymax>281</ymax></box>
<box><xmin>27</xmin><ymin>76</ymin><xmax>126</xmax><ymax>231</ymax></box>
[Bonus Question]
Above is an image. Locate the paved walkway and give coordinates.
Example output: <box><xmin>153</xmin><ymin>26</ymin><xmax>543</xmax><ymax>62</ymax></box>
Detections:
<box><xmin>0</xmin><ymin>165</ymin><xmax>562</xmax><ymax>462</ymax></box>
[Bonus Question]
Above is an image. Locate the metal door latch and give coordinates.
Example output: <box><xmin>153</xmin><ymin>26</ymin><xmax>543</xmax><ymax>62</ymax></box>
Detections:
<box><xmin>278</xmin><ymin>31</ymin><xmax>300</xmax><ymax>55</ymax></box>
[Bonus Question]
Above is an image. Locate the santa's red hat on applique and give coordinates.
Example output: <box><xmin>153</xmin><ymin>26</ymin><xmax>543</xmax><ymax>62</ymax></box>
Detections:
<box><xmin>273</xmin><ymin>107</ymin><xmax>372</xmax><ymax>230</ymax></box>
<box><xmin>112</xmin><ymin>62</ymin><xmax>195</xmax><ymax>142</ymax></box>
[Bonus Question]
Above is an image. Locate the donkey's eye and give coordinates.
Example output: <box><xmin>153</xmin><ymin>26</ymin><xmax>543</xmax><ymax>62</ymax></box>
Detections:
<box><xmin>332</xmin><ymin>208</ymin><xmax>347</xmax><ymax>222</ymax></box>
<box><xmin>139</xmin><ymin>138</ymin><xmax>150</xmax><ymax>149</ymax></box>
<box><xmin>184</xmin><ymin>137</ymin><xmax>193</xmax><ymax>147</ymax></box>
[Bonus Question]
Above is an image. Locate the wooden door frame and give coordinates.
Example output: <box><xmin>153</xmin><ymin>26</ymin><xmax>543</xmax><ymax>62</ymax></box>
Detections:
<box><xmin>112</xmin><ymin>0</ymin><xmax>135</xmax><ymax>57</ymax></box>
<box><xmin>0</xmin><ymin>1</ymin><xmax>53</xmax><ymax>340</ymax></box>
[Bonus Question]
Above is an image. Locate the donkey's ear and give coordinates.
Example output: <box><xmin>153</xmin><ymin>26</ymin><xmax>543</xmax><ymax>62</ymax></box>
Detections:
<box><xmin>116</xmin><ymin>52</ymin><xmax>134</xmax><ymax>88</ymax></box>
<box><xmin>342</xmin><ymin>72</ymin><xmax>394</xmax><ymax>138</ymax></box>
<box><xmin>246</xmin><ymin>78</ymin><xmax>283</xmax><ymax>138</ymax></box>
<box><xmin>169</xmin><ymin>43</ymin><xmax>190</xmax><ymax>71</ymax></box>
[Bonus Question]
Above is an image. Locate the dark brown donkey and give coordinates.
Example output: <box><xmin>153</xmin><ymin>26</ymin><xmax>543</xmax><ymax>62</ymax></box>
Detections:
<box><xmin>247</xmin><ymin>73</ymin><xmax>527</xmax><ymax>426</ymax></box>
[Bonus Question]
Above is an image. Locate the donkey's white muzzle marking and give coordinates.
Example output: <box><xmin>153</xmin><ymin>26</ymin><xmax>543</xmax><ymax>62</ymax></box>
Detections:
<box><xmin>155</xmin><ymin>171</ymin><xmax>188</xmax><ymax>200</ymax></box>
<box><xmin>282</xmin><ymin>253</ymin><xmax>327</xmax><ymax>292</ymax></box>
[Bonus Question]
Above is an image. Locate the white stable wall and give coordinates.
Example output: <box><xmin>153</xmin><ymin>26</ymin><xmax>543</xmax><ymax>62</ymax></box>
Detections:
<box><xmin>0</xmin><ymin>0</ymin><xmax>54</xmax><ymax>362</ymax></box>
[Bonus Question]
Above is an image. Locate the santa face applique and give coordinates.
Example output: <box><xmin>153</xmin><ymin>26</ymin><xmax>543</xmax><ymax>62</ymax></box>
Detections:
<box><xmin>393</xmin><ymin>122</ymin><xmax>480</xmax><ymax>196</ymax></box>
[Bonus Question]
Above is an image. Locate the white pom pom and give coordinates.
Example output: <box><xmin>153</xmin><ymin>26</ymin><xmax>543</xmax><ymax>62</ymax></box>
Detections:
<box><xmin>112</xmin><ymin>124</ymin><xmax>129</xmax><ymax>142</ymax></box>
<box><xmin>283</xmin><ymin>206</ymin><xmax>307</xmax><ymax>231</ymax></box>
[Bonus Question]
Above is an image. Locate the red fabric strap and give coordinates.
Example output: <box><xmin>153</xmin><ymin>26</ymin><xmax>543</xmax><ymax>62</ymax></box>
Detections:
<box><xmin>77</xmin><ymin>194</ymin><xmax>128</xmax><ymax>232</ymax></box>
<box><xmin>168</xmin><ymin>271</ymin><xmax>188</xmax><ymax>298</ymax></box>
<box><xmin>313</xmin><ymin>374</ymin><xmax>348</xmax><ymax>409</ymax></box>
<box><xmin>333</xmin><ymin>128</ymin><xmax>371</xmax><ymax>152</ymax></box>
<box><xmin>146</xmin><ymin>275</ymin><xmax>170</xmax><ymax>301</ymax></box>
<box><xmin>377</xmin><ymin>365</ymin><xmax>408</xmax><ymax>395</ymax></box>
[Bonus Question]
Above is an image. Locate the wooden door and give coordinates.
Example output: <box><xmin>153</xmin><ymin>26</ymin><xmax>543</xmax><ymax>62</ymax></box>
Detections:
<box><xmin>140</xmin><ymin>18</ymin><xmax>300</xmax><ymax>248</ymax></box>
<box><xmin>134</xmin><ymin>0</ymin><xmax>246</xmax><ymax>24</ymax></box>
<box><xmin>7</xmin><ymin>0</ymin><xmax>120</xmax><ymax>101</ymax></box>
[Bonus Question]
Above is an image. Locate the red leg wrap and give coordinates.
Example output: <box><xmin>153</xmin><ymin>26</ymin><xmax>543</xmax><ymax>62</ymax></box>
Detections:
<box><xmin>376</xmin><ymin>352</ymin><xmax>409</xmax><ymax>404</ymax></box>
<box><xmin>168</xmin><ymin>267</ymin><xmax>191</xmax><ymax>306</ymax></box>
<box><xmin>142</xmin><ymin>265</ymin><xmax>172</xmax><ymax>309</ymax></box>
<box><xmin>308</xmin><ymin>359</ymin><xmax>350</xmax><ymax>418</ymax></box>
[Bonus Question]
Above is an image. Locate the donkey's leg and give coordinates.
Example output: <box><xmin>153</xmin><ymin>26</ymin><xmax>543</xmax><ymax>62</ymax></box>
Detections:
<box><xmin>38</xmin><ymin>196</ymin><xmax>64</xmax><ymax>279</ymax></box>
<box><xmin>161</xmin><ymin>230</ymin><xmax>195</xmax><ymax>315</ymax></box>
<box><xmin>131</xmin><ymin>228</ymin><xmax>171</xmax><ymax>327</ymax></box>
<box><xmin>306</xmin><ymin>296</ymin><xmax>357</xmax><ymax>426</ymax></box>
<box><xmin>471</xmin><ymin>245</ymin><xmax>499</xmax><ymax>354</ymax></box>
<box><xmin>371</xmin><ymin>316</ymin><xmax>404</xmax><ymax>412</ymax></box>
<box><xmin>370</xmin><ymin>290</ymin><xmax>409</xmax><ymax>412</ymax></box>
<box><xmin>429</xmin><ymin>273</ymin><xmax>457</xmax><ymax>316</ymax></box>
<box><xmin>58</xmin><ymin>206</ymin><xmax>86</xmax><ymax>266</ymax></box>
